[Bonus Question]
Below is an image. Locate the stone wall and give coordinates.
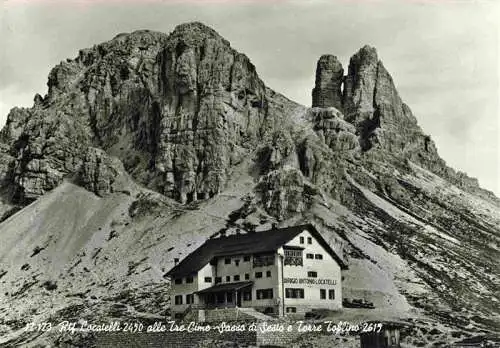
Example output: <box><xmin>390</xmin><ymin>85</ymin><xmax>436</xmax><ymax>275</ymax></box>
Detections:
<box><xmin>96</xmin><ymin>330</ymin><xmax>257</xmax><ymax>348</ymax></box>
<box><xmin>94</xmin><ymin>320</ymin><xmax>310</xmax><ymax>348</ymax></box>
<box><xmin>256</xmin><ymin>321</ymin><xmax>302</xmax><ymax>347</ymax></box>
<box><xmin>202</xmin><ymin>308</ymin><xmax>257</xmax><ymax>322</ymax></box>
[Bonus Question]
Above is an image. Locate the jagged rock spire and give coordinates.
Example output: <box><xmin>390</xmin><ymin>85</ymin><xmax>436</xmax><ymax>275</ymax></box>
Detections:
<box><xmin>342</xmin><ymin>45</ymin><xmax>379</xmax><ymax>124</ymax></box>
<box><xmin>312</xmin><ymin>45</ymin><xmax>474</xmax><ymax>191</ymax></box>
<box><xmin>311</xmin><ymin>55</ymin><xmax>344</xmax><ymax>110</ymax></box>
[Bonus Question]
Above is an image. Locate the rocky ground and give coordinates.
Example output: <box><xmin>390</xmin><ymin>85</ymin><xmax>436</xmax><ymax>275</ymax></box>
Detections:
<box><xmin>0</xmin><ymin>22</ymin><xmax>498</xmax><ymax>347</ymax></box>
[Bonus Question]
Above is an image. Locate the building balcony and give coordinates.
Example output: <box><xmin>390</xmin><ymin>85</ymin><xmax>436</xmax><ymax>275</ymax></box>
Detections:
<box><xmin>284</xmin><ymin>257</ymin><xmax>303</xmax><ymax>266</ymax></box>
<box><xmin>253</xmin><ymin>255</ymin><xmax>275</xmax><ymax>268</ymax></box>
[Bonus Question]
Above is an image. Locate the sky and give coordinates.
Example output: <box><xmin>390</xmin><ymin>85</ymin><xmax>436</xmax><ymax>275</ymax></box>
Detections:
<box><xmin>1</xmin><ymin>0</ymin><xmax>499</xmax><ymax>196</ymax></box>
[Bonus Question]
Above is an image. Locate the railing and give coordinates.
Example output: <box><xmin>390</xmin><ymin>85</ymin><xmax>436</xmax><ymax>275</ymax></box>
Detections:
<box><xmin>180</xmin><ymin>304</ymin><xmax>192</xmax><ymax>320</ymax></box>
<box><xmin>185</xmin><ymin>303</ymin><xmax>239</xmax><ymax>310</ymax></box>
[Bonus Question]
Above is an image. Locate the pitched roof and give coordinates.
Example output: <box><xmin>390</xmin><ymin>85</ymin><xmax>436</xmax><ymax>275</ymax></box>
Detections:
<box><xmin>165</xmin><ymin>223</ymin><xmax>347</xmax><ymax>278</ymax></box>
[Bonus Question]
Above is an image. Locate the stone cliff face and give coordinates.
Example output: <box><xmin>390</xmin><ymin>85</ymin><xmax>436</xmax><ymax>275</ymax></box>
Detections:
<box><xmin>0</xmin><ymin>23</ymin><xmax>299</xmax><ymax>206</ymax></box>
<box><xmin>0</xmin><ymin>29</ymin><xmax>168</xmax><ymax>204</ymax></box>
<box><xmin>154</xmin><ymin>23</ymin><xmax>292</xmax><ymax>202</ymax></box>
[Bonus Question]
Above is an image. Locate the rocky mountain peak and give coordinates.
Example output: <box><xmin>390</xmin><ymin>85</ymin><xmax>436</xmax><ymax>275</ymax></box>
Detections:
<box><xmin>167</xmin><ymin>21</ymin><xmax>230</xmax><ymax>48</ymax></box>
<box><xmin>311</xmin><ymin>44</ymin><xmax>414</xmax><ymax>151</ymax></box>
<box><xmin>0</xmin><ymin>21</ymin><xmax>298</xmax><ymax>206</ymax></box>
<box><xmin>352</xmin><ymin>44</ymin><xmax>378</xmax><ymax>63</ymax></box>
<box><xmin>310</xmin><ymin>45</ymin><xmax>496</xmax><ymax>200</ymax></box>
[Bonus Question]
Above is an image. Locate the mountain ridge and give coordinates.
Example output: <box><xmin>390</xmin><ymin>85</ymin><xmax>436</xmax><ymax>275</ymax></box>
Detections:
<box><xmin>0</xmin><ymin>22</ymin><xmax>498</xmax><ymax>347</ymax></box>
<box><xmin>1</xmin><ymin>23</ymin><xmax>495</xmax><ymax>210</ymax></box>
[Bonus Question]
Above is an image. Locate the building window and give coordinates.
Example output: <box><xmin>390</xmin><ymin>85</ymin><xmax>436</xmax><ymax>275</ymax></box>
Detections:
<box><xmin>235</xmin><ymin>259</ymin><xmax>240</xmax><ymax>266</ymax></box>
<box><xmin>186</xmin><ymin>276</ymin><xmax>194</xmax><ymax>283</ymax></box>
<box><xmin>226</xmin><ymin>276</ymin><xmax>231</xmax><ymax>282</ymax></box>
<box><xmin>299</xmin><ymin>237</ymin><xmax>304</xmax><ymax>244</ymax></box>
<box><xmin>286</xmin><ymin>307</ymin><xmax>297</xmax><ymax>313</ymax></box>
<box><xmin>256</xmin><ymin>289</ymin><xmax>273</xmax><ymax>299</ymax></box>
<box><xmin>320</xmin><ymin>289</ymin><xmax>326</xmax><ymax>299</ymax></box>
<box><xmin>285</xmin><ymin>288</ymin><xmax>304</xmax><ymax>299</ymax></box>
<box><xmin>174</xmin><ymin>295</ymin><xmax>183</xmax><ymax>305</ymax></box>
<box><xmin>225</xmin><ymin>258</ymin><xmax>231</xmax><ymax>264</ymax></box>
<box><xmin>234</xmin><ymin>275</ymin><xmax>240</xmax><ymax>281</ymax></box>
<box><xmin>315</xmin><ymin>254</ymin><xmax>323</xmax><ymax>260</ymax></box>
<box><xmin>174</xmin><ymin>278</ymin><xmax>182</xmax><ymax>284</ymax></box>
<box><xmin>204</xmin><ymin>277</ymin><xmax>212</xmax><ymax>283</ymax></box>
<box><xmin>245</xmin><ymin>273</ymin><xmax>250</xmax><ymax>280</ymax></box>
<box><xmin>215</xmin><ymin>277</ymin><xmax>222</xmax><ymax>284</ymax></box>
<box><xmin>308</xmin><ymin>271</ymin><xmax>318</xmax><ymax>278</ymax></box>
<box><xmin>266</xmin><ymin>270</ymin><xmax>271</xmax><ymax>278</ymax></box>
<box><xmin>284</xmin><ymin>249</ymin><xmax>303</xmax><ymax>266</ymax></box>
<box><xmin>306</xmin><ymin>253</ymin><xmax>314</xmax><ymax>259</ymax></box>
<box><xmin>253</xmin><ymin>253</ymin><xmax>274</xmax><ymax>267</ymax></box>
<box><xmin>307</xmin><ymin>237</ymin><xmax>312</xmax><ymax>244</ymax></box>
<box><xmin>186</xmin><ymin>294</ymin><xmax>194</xmax><ymax>304</ymax></box>
<box><xmin>243</xmin><ymin>291</ymin><xmax>252</xmax><ymax>301</ymax></box>
<box><xmin>329</xmin><ymin>289</ymin><xmax>335</xmax><ymax>300</ymax></box>
<box><xmin>255</xmin><ymin>272</ymin><xmax>263</xmax><ymax>278</ymax></box>
<box><xmin>226</xmin><ymin>292</ymin><xmax>233</xmax><ymax>303</ymax></box>
<box><xmin>243</xmin><ymin>255</ymin><xmax>251</xmax><ymax>262</ymax></box>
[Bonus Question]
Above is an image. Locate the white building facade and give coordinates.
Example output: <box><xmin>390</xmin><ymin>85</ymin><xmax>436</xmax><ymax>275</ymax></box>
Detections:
<box><xmin>166</xmin><ymin>224</ymin><xmax>347</xmax><ymax>318</ymax></box>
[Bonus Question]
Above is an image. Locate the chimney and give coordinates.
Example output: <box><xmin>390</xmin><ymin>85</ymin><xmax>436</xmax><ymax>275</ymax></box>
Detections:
<box><xmin>174</xmin><ymin>258</ymin><xmax>179</xmax><ymax>265</ymax></box>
